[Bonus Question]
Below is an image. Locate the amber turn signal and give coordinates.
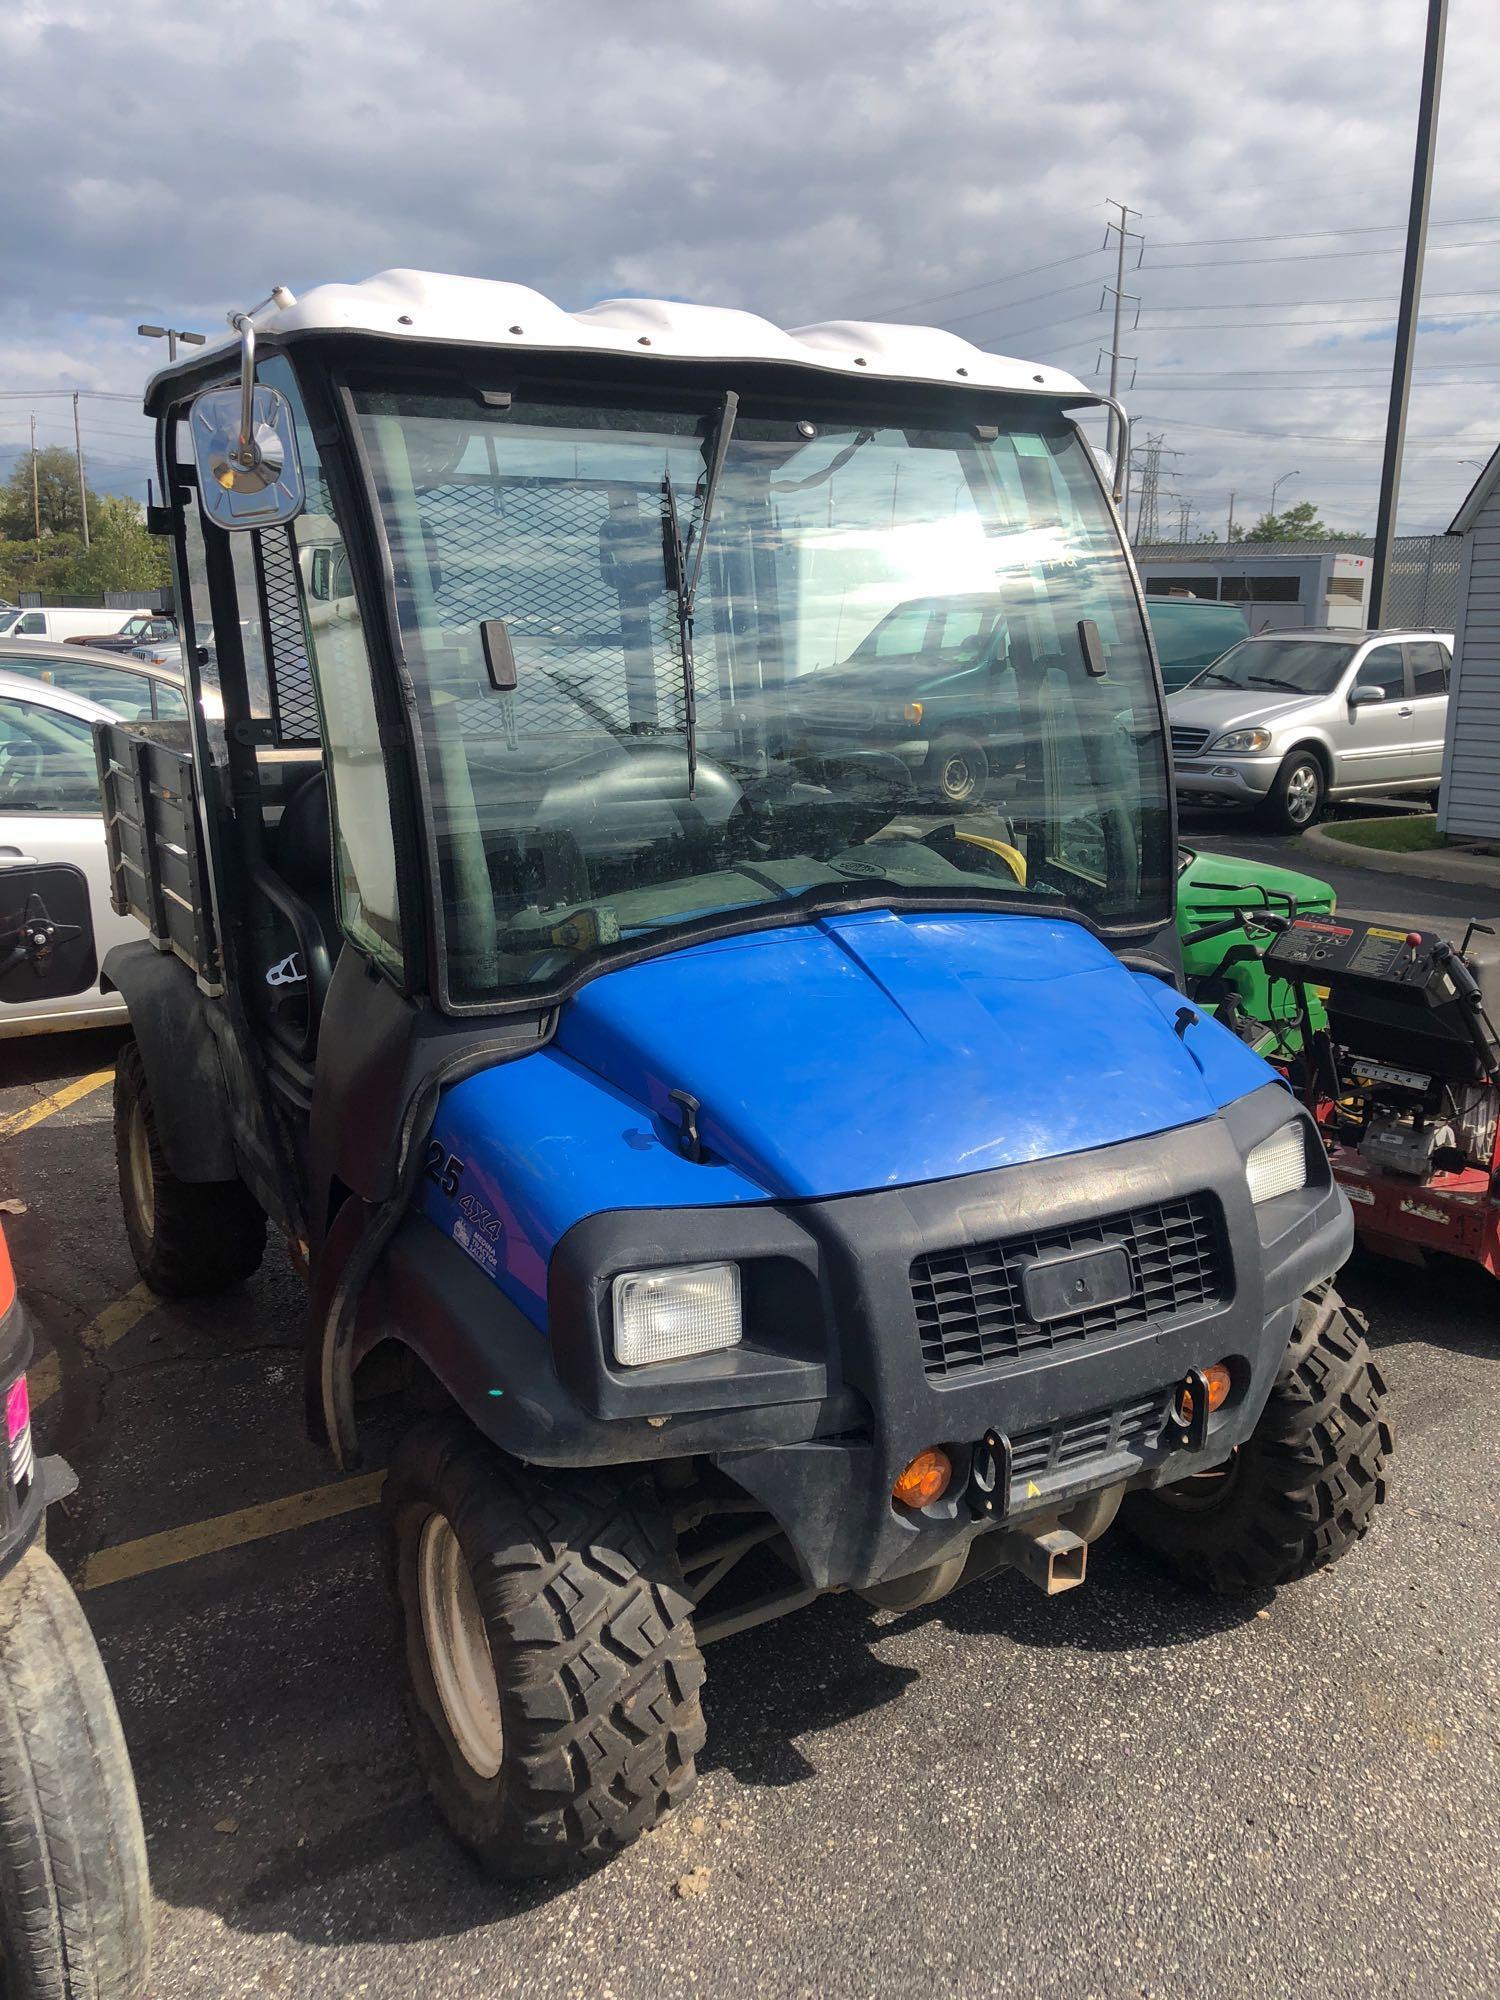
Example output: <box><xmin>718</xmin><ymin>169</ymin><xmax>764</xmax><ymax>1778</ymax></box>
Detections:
<box><xmin>903</xmin><ymin>701</ymin><xmax>924</xmax><ymax>725</ymax></box>
<box><xmin>1176</xmin><ymin>1362</ymin><xmax>1233</xmax><ymax>1424</ymax></box>
<box><xmin>892</xmin><ymin>1447</ymin><xmax>951</xmax><ymax>1509</ymax></box>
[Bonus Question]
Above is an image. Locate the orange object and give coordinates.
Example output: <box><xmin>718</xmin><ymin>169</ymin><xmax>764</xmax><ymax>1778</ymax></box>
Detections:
<box><xmin>1177</xmin><ymin>1362</ymin><xmax>1232</xmax><ymax>1423</ymax></box>
<box><xmin>892</xmin><ymin>1447</ymin><xmax>951</xmax><ymax>1509</ymax></box>
<box><xmin>903</xmin><ymin>701</ymin><xmax>924</xmax><ymax>725</ymax></box>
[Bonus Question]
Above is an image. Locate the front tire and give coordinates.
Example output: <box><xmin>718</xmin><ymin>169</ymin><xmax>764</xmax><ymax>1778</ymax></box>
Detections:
<box><xmin>1123</xmin><ymin>1285</ymin><xmax>1392</xmax><ymax>1595</ymax></box>
<box><xmin>113</xmin><ymin>1042</ymin><xmax>265</xmax><ymax>1297</ymax></box>
<box><xmin>925</xmin><ymin>735</ymin><xmax>989</xmax><ymax>807</ymax></box>
<box><xmin>384</xmin><ymin>1417</ymin><xmax>706</xmax><ymax>1879</ymax></box>
<box><xmin>1259</xmin><ymin>750</ymin><xmax>1325</xmax><ymax>832</ymax></box>
<box><xmin>0</xmin><ymin>1547</ymin><xmax>152</xmax><ymax>2000</ymax></box>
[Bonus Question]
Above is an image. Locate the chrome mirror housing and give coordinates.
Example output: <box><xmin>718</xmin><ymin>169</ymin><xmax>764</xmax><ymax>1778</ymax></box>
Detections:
<box><xmin>189</xmin><ymin>308</ymin><xmax>305</xmax><ymax>529</ymax></box>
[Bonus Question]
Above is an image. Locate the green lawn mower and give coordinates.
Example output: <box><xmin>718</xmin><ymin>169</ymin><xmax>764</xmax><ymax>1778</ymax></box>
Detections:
<box><xmin>1177</xmin><ymin>846</ymin><xmax>1335</xmax><ymax>1059</ymax></box>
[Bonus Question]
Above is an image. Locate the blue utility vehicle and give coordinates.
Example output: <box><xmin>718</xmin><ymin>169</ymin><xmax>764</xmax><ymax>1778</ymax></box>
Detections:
<box><xmin>69</xmin><ymin>274</ymin><xmax>1388</xmax><ymax>1880</ymax></box>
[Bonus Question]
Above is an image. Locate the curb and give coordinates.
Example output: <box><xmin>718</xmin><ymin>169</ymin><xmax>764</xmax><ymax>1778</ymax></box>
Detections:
<box><xmin>1300</xmin><ymin>822</ymin><xmax>1500</xmax><ymax>889</ymax></box>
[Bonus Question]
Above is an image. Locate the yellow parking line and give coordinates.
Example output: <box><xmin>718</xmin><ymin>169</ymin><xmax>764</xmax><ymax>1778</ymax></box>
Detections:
<box><xmin>0</xmin><ymin>1068</ymin><xmax>113</xmax><ymax>1140</ymax></box>
<box><xmin>31</xmin><ymin>1283</ymin><xmax>156</xmax><ymax>1411</ymax></box>
<box><xmin>80</xmin><ymin>1473</ymin><xmax>386</xmax><ymax>1591</ymax></box>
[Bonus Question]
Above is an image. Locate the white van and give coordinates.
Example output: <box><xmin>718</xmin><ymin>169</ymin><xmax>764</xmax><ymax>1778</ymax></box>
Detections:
<box><xmin>0</xmin><ymin>606</ymin><xmax>144</xmax><ymax>643</ymax></box>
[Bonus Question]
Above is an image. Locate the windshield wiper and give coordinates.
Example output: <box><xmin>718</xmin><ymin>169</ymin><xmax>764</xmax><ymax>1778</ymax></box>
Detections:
<box><xmin>1245</xmin><ymin>676</ymin><xmax>1305</xmax><ymax>692</ymax></box>
<box><xmin>662</xmin><ymin>390</ymin><xmax>739</xmax><ymax>799</ymax></box>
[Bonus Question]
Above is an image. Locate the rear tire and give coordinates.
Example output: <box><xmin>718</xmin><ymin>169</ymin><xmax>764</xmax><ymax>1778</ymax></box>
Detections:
<box><xmin>1123</xmin><ymin>1284</ymin><xmax>1392</xmax><ymax>1595</ymax></box>
<box><xmin>113</xmin><ymin>1041</ymin><xmax>265</xmax><ymax>1297</ymax></box>
<box><xmin>1258</xmin><ymin>751</ymin><xmax>1324</xmax><ymax>832</ymax></box>
<box><xmin>384</xmin><ymin>1417</ymin><xmax>706</xmax><ymax>1879</ymax></box>
<box><xmin>0</xmin><ymin>1547</ymin><xmax>152</xmax><ymax>2000</ymax></box>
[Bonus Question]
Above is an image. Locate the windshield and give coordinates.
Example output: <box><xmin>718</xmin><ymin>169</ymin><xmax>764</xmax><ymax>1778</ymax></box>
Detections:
<box><xmin>352</xmin><ymin>385</ymin><xmax>1171</xmax><ymax>1004</ymax></box>
<box><xmin>1192</xmin><ymin>636</ymin><xmax>1357</xmax><ymax>697</ymax></box>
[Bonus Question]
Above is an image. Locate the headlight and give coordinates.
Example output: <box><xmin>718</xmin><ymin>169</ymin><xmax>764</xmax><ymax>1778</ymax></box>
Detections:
<box><xmin>1209</xmin><ymin>727</ymin><xmax>1273</xmax><ymax>753</ymax></box>
<box><xmin>1244</xmin><ymin>1124</ymin><xmax>1307</xmax><ymax>1204</ymax></box>
<box><xmin>612</xmin><ymin>1262</ymin><xmax>742</xmax><ymax>1367</ymax></box>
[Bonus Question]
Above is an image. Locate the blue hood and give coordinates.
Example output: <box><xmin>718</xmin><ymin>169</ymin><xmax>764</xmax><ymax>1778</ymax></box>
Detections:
<box><xmin>554</xmin><ymin>910</ymin><xmax>1269</xmax><ymax>1195</ymax></box>
<box><xmin>421</xmin><ymin>910</ymin><xmax>1275</xmax><ymax>1323</ymax></box>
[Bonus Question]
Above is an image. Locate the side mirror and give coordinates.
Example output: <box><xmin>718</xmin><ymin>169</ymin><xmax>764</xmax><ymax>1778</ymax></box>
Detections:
<box><xmin>189</xmin><ymin>311</ymin><xmax>304</xmax><ymax>531</ymax></box>
<box><xmin>1348</xmin><ymin>684</ymin><xmax>1386</xmax><ymax>707</ymax></box>
<box><xmin>0</xmin><ymin>863</ymin><xmax>98</xmax><ymax>1004</ymax></box>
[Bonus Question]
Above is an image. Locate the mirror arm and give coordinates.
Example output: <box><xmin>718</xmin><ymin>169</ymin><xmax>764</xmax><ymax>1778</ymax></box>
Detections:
<box><xmin>228</xmin><ymin>312</ymin><xmax>259</xmax><ymax>470</ymax></box>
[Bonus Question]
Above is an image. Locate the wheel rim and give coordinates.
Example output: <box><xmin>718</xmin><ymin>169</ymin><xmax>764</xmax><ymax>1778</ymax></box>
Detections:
<box><xmin>417</xmin><ymin>1512</ymin><xmax>503</xmax><ymax>1779</ymax></box>
<box><xmin>127</xmin><ymin>1100</ymin><xmax>155</xmax><ymax>1237</ymax></box>
<box><xmin>1286</xmin><ymin>764</ymin><xmax>1319</xmax><ymax>824</ymax></box>
<box><xmin>940</xmin><ymin>754</ymin><xmax>977</xmax><ymax>802</ymax></box>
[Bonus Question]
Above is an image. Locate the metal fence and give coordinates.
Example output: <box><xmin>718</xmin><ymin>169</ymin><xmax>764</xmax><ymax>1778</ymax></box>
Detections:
<box><xmin>1131</xmin><ymin>535</ymin><xmax>1462</xmax><ymax>631</ymax></box>
<box><xmin>14</xmin><ymin>587</ymin><xmax>175</xmax><ymax>612</ymax></box>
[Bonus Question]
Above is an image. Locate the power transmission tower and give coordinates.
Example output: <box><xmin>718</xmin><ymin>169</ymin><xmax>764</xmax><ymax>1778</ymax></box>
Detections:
<box><xmin>1130</xmin><ymin>433</ymin><xmax>1182</xmax><ymax>543</ymax></box>
<box><xmin>1099</xmin><ymin>199</ymin><xmax>1144</xmax><ymax>496</ymax></box>
<box><xmin>1133</xmin><ymin>433</ymin><xmax>1162</xmax><ymax>541</ymax></box>
<box><xmin>1176</xmin><ymin>496</ymin><xmax>1196</xmax><ymax>544</ymax></box>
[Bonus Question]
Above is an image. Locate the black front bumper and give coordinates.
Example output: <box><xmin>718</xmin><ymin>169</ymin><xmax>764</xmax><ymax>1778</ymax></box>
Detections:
<box><xmin>373</xmin><ymin>1081</ymin><xmax>1350</xmax><ymax>1594</ymax></box>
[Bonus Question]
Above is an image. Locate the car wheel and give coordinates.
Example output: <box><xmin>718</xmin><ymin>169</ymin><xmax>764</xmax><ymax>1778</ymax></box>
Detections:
<box><xmin>926</xmin><ymin>735</ymin><xmax>989</xmax><ymax>807</ymax></box>
<box><xmin>1259</xmin><ymin>752</ymin><xmax>1324</xmax><ymax>832</ymax></box>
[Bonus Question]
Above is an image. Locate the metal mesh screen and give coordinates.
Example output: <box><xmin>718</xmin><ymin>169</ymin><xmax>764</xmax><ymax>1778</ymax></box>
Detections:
<box><xmin>416</xmin><ymin>477</ymin><xmax>724</xmax><ymax>744</ymax></box>
<box><xmin>1381</xmin><ymin>538</ymin><xmax>1463</xmax><ymax>631</ymax></box>
<box><xmin>255</xmin><ymin>526</ymin><xmax>322</xmax><ymax>746</ymax></box>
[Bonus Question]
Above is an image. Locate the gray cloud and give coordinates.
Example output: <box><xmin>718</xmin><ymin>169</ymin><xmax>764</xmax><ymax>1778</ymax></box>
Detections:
<box><xmin>1</xmin><ymin>0</ymin><xmax>1496</xmax><ymax>527</ymax></box>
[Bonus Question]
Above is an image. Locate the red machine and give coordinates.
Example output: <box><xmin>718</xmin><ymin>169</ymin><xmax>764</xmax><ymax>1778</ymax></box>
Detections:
<box><xmin>1262</xmin><ymin>915</ymin><xmax>1500</xmax><ymax>1276</ymax></box>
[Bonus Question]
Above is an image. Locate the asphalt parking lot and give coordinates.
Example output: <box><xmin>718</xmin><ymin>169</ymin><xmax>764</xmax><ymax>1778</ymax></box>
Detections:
<box><xmin>2</xmin><ymin>829</ymin><xmax>1498</xmax><ymax>2000</ymax></box>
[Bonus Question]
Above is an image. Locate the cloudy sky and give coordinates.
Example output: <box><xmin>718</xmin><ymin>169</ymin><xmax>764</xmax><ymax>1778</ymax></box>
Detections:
<box><xmin>3</xmin><ymin>0</ymin><xmax>1497</xmax><ymax>538</ymax></box>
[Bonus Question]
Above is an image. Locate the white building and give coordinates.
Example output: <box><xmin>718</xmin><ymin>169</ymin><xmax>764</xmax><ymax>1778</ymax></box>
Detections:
<box><xmin>1439</xmin><ymin>449</ymin><xmax>1500</xmax><ymax>844</ymax></box>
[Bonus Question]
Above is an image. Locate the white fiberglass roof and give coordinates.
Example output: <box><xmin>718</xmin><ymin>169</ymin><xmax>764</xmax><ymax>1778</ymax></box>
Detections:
<box><xmin>149</xmin><ymin>268</ymin><xmax>1092</xmax><ymax>403</ymax></box>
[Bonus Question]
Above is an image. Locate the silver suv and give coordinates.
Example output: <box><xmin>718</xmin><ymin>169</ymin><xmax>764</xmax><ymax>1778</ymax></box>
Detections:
<box><xmin>1167</xmin><ymin>627</ymin><xmax>1453</xmax><ymax>831</ymax></box>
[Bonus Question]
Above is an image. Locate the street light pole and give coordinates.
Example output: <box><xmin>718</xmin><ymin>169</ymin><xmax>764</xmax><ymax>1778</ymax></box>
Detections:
<box><xmin>1370</xmin><ymin>0</ymin><xmax>1448</xmax><ymax>625</ymax></box>
<box><xmin>1269</xmin><ymin>469</ymin><xmax>1301</xmax><ymax>520</ymax></box>
<box><xmin>137</xmin><ymin>324</ymin><xmax>207</xmax><ymax>365</ymax></box>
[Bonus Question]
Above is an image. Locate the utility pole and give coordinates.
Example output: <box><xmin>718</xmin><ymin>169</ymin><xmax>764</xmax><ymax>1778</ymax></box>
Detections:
<box><xmin>1370</xmin><ymin>0</ymin><xmax>1448</xmax><ymax>625</ymax></box>
<box><xmin>1226</xmin><ymin>491</ymin><xmax>1237</xmax><ymax>543</ymax></box>
<box><xmin>29</xmin><ymin>415</ymin><xmax>40</xmax><ymax>543</ymax></box>
<box><xmin>1100</xmin><ymin>199</ymin><xmax>1143</xmax><ymax>506</ymax></box>
<box><xmin>72</xmin><ymin>391</ymin><xmax>90</xmax><ymax>550</ymax></box>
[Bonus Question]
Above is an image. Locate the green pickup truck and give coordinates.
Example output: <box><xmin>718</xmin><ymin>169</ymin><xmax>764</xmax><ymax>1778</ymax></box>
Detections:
<box><xmin>1147</xmin><ymin>598</ymin><xmax>1249</xmax><ymax>693</ymax></box>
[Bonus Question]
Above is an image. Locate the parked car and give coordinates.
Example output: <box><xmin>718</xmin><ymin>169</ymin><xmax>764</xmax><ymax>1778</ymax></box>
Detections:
<box><xmin>0</xmin><ymin>607</ymin><xmax>145</xmax><ymax>644</ymax></box>
<box><xmin>0</xmin><ymin>637</ymin><xmax>222</xmax><ymax>724</ymax></box>
<box><xmin>0</xmin><ymin>669</ymin><xmax>137</xmax><ymax>1036</ymax></box>
<box><xmin>1145</xmin><ymin>597</ymin><xmax>1249</xmax><ymax>693</ymax></box>
<box><xmin>1167</xmin><ymin>626</ymin><xmax>1453</xmax><ymax>830</ymax></box>
<box><xmin>74</xmin><ymin>612</ymin><xmax>178</xmax><ymax>654</ymax></box>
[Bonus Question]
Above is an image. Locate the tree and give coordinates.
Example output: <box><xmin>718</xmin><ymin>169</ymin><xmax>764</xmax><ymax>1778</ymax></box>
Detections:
<box><xmin>0</xmin><ymin>447</ymin><xmax>100</xmax><ymax>540</ymax></box>
<box><xmin>1242</xmin><ymin>499</ymin><xmax>1364</xmax><ymax>543</ymax></box>
<box><xmin>65</xmin><ymin>497</ymin><xmax>170</xmax><ymax>595</ymax></box>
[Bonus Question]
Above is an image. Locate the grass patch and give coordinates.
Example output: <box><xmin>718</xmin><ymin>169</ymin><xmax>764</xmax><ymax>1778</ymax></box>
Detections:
<box><xmin>1320</xmin><ymin>813</ymin><xmax>1447</xmax><ymax>854</ymax></box>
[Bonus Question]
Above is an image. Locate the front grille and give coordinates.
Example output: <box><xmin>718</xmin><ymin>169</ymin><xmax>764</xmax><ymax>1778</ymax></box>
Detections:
<box><xmin>1170</xmin><ymin>726</ymin><xmax>1212</xmax><ymax>758</ymax></box>
<box><xmin>912</xmin><ymin>1193</ymin><xmax>1229</xmax><ymax>1379</ymax></box>
<box><xmin>1009</xmin><ymin>1392</ymin><xmax>1171</xmax><ymax>1489</ymax></box>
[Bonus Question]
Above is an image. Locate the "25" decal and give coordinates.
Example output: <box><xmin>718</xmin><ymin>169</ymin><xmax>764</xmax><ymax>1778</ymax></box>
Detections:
<box><xmin>423</xmin><ymin>1141</ymin><xmax>465</xmax><ymax>1199</ymax></box>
